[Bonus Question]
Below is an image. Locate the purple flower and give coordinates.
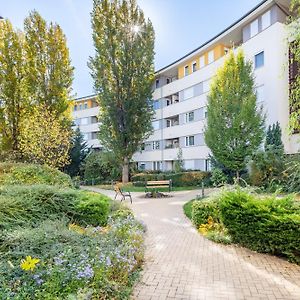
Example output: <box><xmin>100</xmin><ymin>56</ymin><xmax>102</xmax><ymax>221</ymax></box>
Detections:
<box><xmin>76</xmin><ymin>264</ymin><xmax>94</xmax><ymax>279</ymax></box>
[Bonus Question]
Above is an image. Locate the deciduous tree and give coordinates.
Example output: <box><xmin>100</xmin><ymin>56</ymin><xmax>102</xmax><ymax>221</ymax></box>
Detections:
<box><xmin>289</xmin><ymin>0</ymin><xmax>300</xmax><ymax>133</ymax></box>
<box><xmin>89</xmin><ymin>0</ymin><xmax>155</xmax><ymax>183</ymax></box>
<box><xmin>24</xmin><ymin>11</ymin><xmax>74</xmax><ymax>118</ymax></box>
<box><xmin>205</xmin><ymin>51</ymin><xmax>265</xmax><ymax>180</ymax></box>
<box><xmin>19</xmin><ymin>105</ymin><xmax>71</xmax><ymax>168</ymax></box>
<box><xmin>0</xmin><ymin>20</ymin><xmax>28</xmax><ymax>157</ymax></box>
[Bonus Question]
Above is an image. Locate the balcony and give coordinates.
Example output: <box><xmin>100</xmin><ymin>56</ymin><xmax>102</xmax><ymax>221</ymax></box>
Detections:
<box><xmin>165</xmin><ymin>93</ymin><xmax>179</xmax><ymax>106</ymax></box>
<box><xmin>166</xmin><ymin>115</ymin><xmax>179</xmax><ymax>127</ymax></box>
<box><xmin>165</xmin><ymin>138</ymin><xmax>179</xmax><ymax>149</ymax></box>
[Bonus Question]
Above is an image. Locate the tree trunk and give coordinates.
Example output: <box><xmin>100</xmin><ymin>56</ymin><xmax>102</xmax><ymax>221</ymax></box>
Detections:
<box><xmin>236</xmin><ymin>170</ymin><xmax>240</xmax><ymax>184</ymax></box>
<box><xmin>122</xmin><ymin>157</ymin><xmax>129</xmax><ymax>184</ymax></box>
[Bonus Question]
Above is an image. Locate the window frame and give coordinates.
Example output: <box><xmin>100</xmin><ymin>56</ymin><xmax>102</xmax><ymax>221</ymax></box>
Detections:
<box><xmin>184</xmin><ymin>65</ymin><xmax>189</xmax><ymax>76</ymax></box>
<box><xmin>192</xmin><ymin>61</ymin><xmax>197</xmax><ymax>72</ymax></box>
<box><xmin>255</xmin><ymin>51</ymin><xmax>264</xmax><ymax>69</ymax></box>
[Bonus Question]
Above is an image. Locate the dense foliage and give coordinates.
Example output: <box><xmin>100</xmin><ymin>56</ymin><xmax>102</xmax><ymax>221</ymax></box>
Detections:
<box><xmin>205</xmin><ymin>51</ymin><xmax>265</xmax><ymax>179</ymax></box>
<box><xmin>220</xmin><ymin>189</ymin><xmax>300</xmax><ymax>264</ymax></box>
<box><xmin>83</xmin><ymin>151</ymin><xmax>121</xmax><ymax>184</ymax></box>
<box><xmin>131</xmin><ymin>171</ymin><xmax>211</xmax><ymax>187</ymax></box>
<box><xmin>0</xmin><ymin>163</ymin><xmax>73</xmax><ymax>187</ymax></box>
<box><xmin>65</xmin><ymin>127</ymin><xmax>89</xmax><ymax>178</ymax></box>
<box><xmin>190</xmin><ymin>188</ymin><xmax>300</xmax><ymax>264</ymax></box>
<box><xmin>90</xmin><ymin>0</ymin><xmax>155</xmax><ymax>183</ymax></box>
<box><xmin>0</xmin><ymin>163</ymin><xmax>145</xmax><ymax>299</ymax></box>
<box><xmin>0</xmin><ymin>12</ymin><xmax>73</xmax><ymax>165</ymax></box>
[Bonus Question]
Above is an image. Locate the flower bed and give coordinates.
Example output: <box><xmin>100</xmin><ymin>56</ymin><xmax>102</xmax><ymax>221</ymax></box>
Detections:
<box><xmin>0</xmin><ymin>210</ymin><xmax>145</xmax><ymax>299</ymax></box>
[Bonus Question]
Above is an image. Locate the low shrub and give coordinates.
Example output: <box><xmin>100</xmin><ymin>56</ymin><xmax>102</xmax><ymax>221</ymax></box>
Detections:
<box><xmin>0</xmin><ymin>185</ymin><xmax>110</xmax><ymax>230</ymax></box>
<box><xmin>132</xmin><ymin>171</ymin><xmax>211</xmax><ymax>187</ymax></box>
<box><xmin>76</xmin><ymin>192</ymin><xmax>110</xmax><ymax>226</ymax></box>
<box><xmin>0</xmin><ymin>163</ymin><xmax>73</xmax><ymax>187</ymax></box>
<box><xmin>192</xmin><ymin>197</ymin><xmax>220</xmax><ymax>227</ymax></box>
<box><xmin>219</xmin><ymin>189</ymin><xmax>300</xmax><ymax>263</ymax></box>
<box><xmin>0</xmin><ymin>211</ymin><xmax>145</xmax><ymax>299</ymax></box>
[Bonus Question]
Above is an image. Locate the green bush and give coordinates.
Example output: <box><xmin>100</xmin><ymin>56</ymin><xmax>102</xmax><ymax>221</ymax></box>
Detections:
<box><xmin>192</xmin><ymin>198</ymin><xmax>220</xmax><ymax>227</ymax></box>
<box><xmin>0</xmin><ymin>185</ymin><xmax>110</xmax><ymax>230</ymax></box>
<box><xmin>82</xmin><ymin>151</ymin><xmax>121</xmax><ymax>183</ymax></box>
<box><xmin>132</xmin><ymin>171</ymin><xmax>211</xmax><ymax>187</ymax></box>
<box><xmin>211</xmin><ymin>168</ymin><xmax>228</xmax><ymax>187</ymax></box>
<box><xmin>0</xmin><ymin>213</ymin><xmax>144</xmax><ymax>299</ymax></box>
<box><xmin>219</xmin><ymin>189</ymin><xmax>300</xmax><ymax>263</ymax></box>
<box><xmin>0</xmin><ymin>163</ymin><xmax>73</xmax><ymax>187</ymax></box>
<box><xmin>76</xmin><ymin>192</ymin><xmax>110</xmax><ymax>226</ymax></box>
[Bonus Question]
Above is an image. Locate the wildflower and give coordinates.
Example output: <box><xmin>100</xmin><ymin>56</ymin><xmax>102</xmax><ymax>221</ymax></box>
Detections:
<box><xmin>76</xmin><ymin>264</ymin><xmax>94</xmax><ymax>279</ymax></box>
<box><xmin>20</xmin><ymin>256</ymin><xmax>40</xmax><ymax>272</ymax></box>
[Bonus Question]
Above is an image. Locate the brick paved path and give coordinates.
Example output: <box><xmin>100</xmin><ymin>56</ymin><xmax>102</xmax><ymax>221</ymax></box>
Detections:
<box><xmin>84</xmin><ymin>187</ymin><xmax>300</xmax><ymax>300</ymax></box>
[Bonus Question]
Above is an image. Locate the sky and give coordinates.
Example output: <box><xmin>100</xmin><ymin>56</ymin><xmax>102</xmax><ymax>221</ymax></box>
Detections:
<box><xmin>1</xmin><ymin>0</ymin><xmax>263</xmax><ymax>98</ymax></box>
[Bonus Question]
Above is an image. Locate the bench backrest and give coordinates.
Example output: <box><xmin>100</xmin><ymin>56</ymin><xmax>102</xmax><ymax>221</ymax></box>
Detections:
<box><xmin>146</xmin><ymin>180</ymin><xmax>171</xmax><ymax>186</ymax></box>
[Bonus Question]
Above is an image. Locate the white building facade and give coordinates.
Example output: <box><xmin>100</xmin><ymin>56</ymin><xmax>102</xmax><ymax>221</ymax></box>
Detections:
<box><xmin>73</xmin><ymin>0</ymin><xmax>299</xmax><ymax>171</ymax></box>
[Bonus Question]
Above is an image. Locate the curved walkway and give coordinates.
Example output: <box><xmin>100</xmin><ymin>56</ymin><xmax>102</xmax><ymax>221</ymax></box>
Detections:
<box><xmin>84</xmin><ymin>187</ymin><xmax>300</xmax><ymax>300</ymax></box>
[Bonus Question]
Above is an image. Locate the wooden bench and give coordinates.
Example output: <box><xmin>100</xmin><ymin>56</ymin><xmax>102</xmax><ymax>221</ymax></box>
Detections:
<box><xmin>113</xmin><ymin>184</ymin><xmax>132</xmax><ymax>204</ymax></box>
<box><xmin>145</xmin><ymin>180</ymin><xmax>172</xmax><ymax>193</ymax></box>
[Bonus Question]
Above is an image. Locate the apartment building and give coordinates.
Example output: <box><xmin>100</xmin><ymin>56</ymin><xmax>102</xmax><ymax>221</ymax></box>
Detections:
<box><xmin>73</xmin><ymin>0</ymin><xmax>299</xmax><ymax>171</ymax></box>
<box><xmin>72</xmin><ymin>95</ymin><xmax>101</xmax><ymax>149</ymax></box>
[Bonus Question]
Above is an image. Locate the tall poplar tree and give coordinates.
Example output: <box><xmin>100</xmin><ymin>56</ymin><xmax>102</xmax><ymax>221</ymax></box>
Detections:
<box><xmin>289</xmin><ymin>0</ymin><xmax>300</xmax><ymax>133</ymax></box>
<box><xmin>90</xmin><ymin>0</ymin><xmax>155</xmax><ymax>183</ymax></box>
<box><xmin>0</xmin><ymin>20</ymin><xmax>28</xmax><ymax>157</ymax></box>
<box><xmin>205</xmin><ymin>51</ymin><xmax>265</xmax><ymax>180</ymax></box>
<box><xmin>24</xmin><ymin>11</ymin><xmax>74</xmax><ymax>118</ymax></box>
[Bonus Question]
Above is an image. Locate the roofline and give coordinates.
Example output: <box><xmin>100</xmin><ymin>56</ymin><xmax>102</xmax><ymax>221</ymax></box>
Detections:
<box><xmin>75</xmin><ymin>93</ymin><xmax>98</xmax><ymax>101</ymax></box>
<box><xmin>155</xmin><ymin>0</ymin><xmax>270</xmax><ymax>74</ymax></box>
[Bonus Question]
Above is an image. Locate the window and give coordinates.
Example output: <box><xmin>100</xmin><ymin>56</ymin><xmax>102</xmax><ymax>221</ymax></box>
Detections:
<box><xmin>166</xmin><ymin>78</ymin><xmax>170</xmax><ymax>84</ymax></box>
<box><xmin>199</xmin><ymin>56</ymin><xmax>205</xmax><ymax>68</ymax></box>
<box><xmin>140</xmin><ymin>143</ymin><xmax>145</xmax><ymax>151</ymax></box>
<box><xmin>184</xmin><ymin>65</ymin><xmax>189</xmax><ymax>76</ymax></box>
<box><xmin>224</xmin><ymin>47</ymin><xmax>229</xmax><ymax>55</ymax></box>
<box><xmin>153</xmin><ymin>161</ymin><xmax>161</xmax><ymax>171</ymax></box>
<box><xmin>205</xmin><ymin>159</ymin><xmax>211</xmax><ymax>171</ymax></box>
<box><xmin>91</xmin><ymin>132</ymin><xmax>98</xmax><ymax>139</ymax></box>
<box><xmin>250</xmin><ymin>19</ymin><xmax>259</xmax><ymax>37</ymax></box>
<box><xmin>153</xmin><ymin>100</ymin><xmax>160</xmax><ymax>110</ymax></box>
<box><xmin>185</xmin><ymin>111</ymin><xmax>194</xmax><ymax>123</ymax></box>
<box><xmin>192</xmin><ymin>61</ymin><xmax>197</xmax><ymax>72</ymax></box>
<box><xmin>74</xmin><ymin>105</ymin><xmax>78</xmax><ymax>111</ymax></box>
<box><xmin>152</xmin><ymin>120</ymin><xmax>160</xmax><ymax>130</ymax></box>
<box><xmin>194</xmin><ymin>83</ymin><xmax>203</xmax><ymax>96</ymax></box>
<box><xmin>208</xmin><ymin>50</ymin><xmax>214</xmax><ymax>64</ymax></box>
<box><xmin>83</xmin><ymin>133</ymin><xmax>89</xmax><ymax>140</ymax></box>
<box><xmin>185</xmin><ymin>160</ymin><xmax>195</xmax><ymax>170</ymax></box>
<box><xmin>155</xmin><ymin>79</ymin><xmax>160</xmax><ymax>88</ymax></box>
<box><xmin>255</xmin><ymin>51</ymin><xmax>264</xmax><ymax>69</ymax></box>
<box><xmin>183</xmin><ymin>87</ymin><xmax>194</xmax><ymax>100</ymax></box>
<box><xmin>185</xmin><ymin>136</ymin><xmax>195</xmax><ymax>147</ymax></box>
<box><xmin>79</xmin><ymin>104</ymin><xmax>82</xmax><ymax>110</ymax></box>
<box><xmin>152</xmin><ymin>141</ymin><xmax>160</xmax><ymax>150</ymax></box>
<box><xmin>84</xmin><ymin>102</ymin><xmax>88</xmax><ymax>109</ymax></box>
<box><xmin>81</xmin><ymin>117</ymin><xmax>89</xmax><ymax>125</ymax></box>
<box><xmin>140</xmin><ymin>163</ymin><xmax>146</xmax><ymax>170</ymax></box>
<box><xmin>261</xmin><ymin>10</ymin><xmax>271</xmax><ymax>30</ymax></box>
<box><xmin>91</xmin><ymin>116</ymin><xmax>98</xmax><ymax>124</ymax></box>
<box><xmin>203</xmin><ymin>80</ymin><xmax>210</xmax><ymax>93</ymax></box>
<box><xmin>256</xmin><ymin>85</ymin><xmax>264</xmax><ymax>103</ymax></box>
<box><xmin>74</xmin><ymin>119</ymin><xmax>80</xmax><ymax>126</ymax></box>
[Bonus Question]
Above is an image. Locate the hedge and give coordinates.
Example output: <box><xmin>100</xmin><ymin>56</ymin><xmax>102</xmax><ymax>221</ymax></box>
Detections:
<box><xmin>0</xmin><ymin>163</ymin><xmax>73</xmax><ymax>187</ymax></box>
<box><xmin>132</xmin><ymin>171</ymin><xmax>211</xmax><ymax>187</ymax></box>
<box><xmin>219</xmin><ymin>189</ymin><xmax>300</xmax><ymax>264</ymax></box>
<box><xmin>0</xmin><ymin>185</ymin><xmax>111</xmax><ymax>230</ymax></box>
<box><xmin>192</xmin><ymin>198</ymin><xmax>220</xmax><ymax>227</ymax></box>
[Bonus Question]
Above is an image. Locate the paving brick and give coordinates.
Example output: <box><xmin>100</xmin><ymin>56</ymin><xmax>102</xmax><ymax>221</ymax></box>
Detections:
<box><xmin>85</xmin><ymin>187</ymin><xmax>300</xmax><ymax>300</ymax></box>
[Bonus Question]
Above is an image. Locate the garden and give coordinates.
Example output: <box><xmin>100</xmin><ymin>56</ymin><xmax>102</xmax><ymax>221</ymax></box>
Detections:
<box><xmin>184</xmin><ymin>187</ymin><xmax>300</xmax><ymax>264</ymax></box>
<box><xmin>0</xmin><ymin>163</ymin><xmax>145</xmax><ymax>299</ymax></box>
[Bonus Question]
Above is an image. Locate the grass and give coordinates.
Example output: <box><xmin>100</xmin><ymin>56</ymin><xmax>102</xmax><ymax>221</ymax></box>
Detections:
<box><xmin>183</xmin><ymin>199</ymin><xmax>195</xmax><ymax>219</ymax></box>
<box><xmin>94</xmin><ymin>183</ymin><xmax>201</xmax><ymax>192</ymax></box>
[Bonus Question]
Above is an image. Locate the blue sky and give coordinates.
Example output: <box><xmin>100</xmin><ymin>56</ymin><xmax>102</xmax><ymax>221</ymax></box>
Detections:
<box><xmin>1</xmin><ymin>0</ymin><xmax>262</xmax><ymax>98</ymax></box>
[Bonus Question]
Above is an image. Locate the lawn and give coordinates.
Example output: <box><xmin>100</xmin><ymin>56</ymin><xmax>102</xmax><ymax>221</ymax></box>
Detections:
<box><xmin>95</xmin><ymin>183</ymin><xmax>201</xmax><ymax>192</ymax></box>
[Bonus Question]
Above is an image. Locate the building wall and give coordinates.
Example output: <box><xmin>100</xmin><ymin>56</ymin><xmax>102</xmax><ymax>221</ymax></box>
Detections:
<box><xmin>133</xmin><ymin>16</ymin><xmax>299</xmax><ymax>171</ymax></box>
